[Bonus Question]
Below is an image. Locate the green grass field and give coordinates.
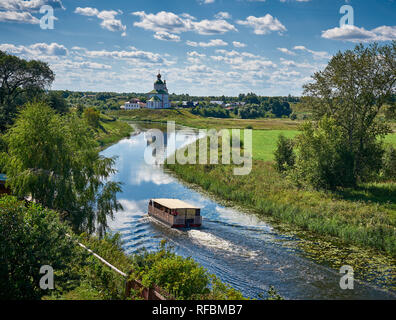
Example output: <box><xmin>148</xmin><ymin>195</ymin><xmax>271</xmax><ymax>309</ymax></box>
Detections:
<box><xmin>109</xmin><ymin>109</ymin><xmax>301</xmax><ymax>130</ymax></box>
<box><xmin>252</xmin><ymin>130</ymin><xmax>299</xmax><ymax>161</ymax></box>
<box><xmin>251</xmin><ymin>130</ymin><xmax>395</xmax><ymax>162</ymax></box>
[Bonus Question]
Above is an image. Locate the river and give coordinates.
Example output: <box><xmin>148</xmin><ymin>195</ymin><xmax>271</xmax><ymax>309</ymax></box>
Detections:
<box><xmin>101</xmin><ymin>122</ymin><xmax>395</xmax><ymax>300</ymax></box>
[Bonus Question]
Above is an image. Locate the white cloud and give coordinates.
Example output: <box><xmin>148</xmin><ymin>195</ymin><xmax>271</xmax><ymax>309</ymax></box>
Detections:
<box><xmin>233</xmin><ymin>41</ymin><xmax>246</xmax><ymax>48</ymax></box>
<box><xmin>186</xmin><ymin>39</ymin><xmax>228</xmax><ymax>47</ymax></box>
<box><xmin>279</xmin><ymin>58</ymin><xmax>313</xmax><ymax>69</ymax></box>
<box><xmin>210</xmin><ymin>49</ymin><xmax>277</xmax><ymax>71</ymax></box>
<box><xmin>0</xmin><ymin>0</ymin><xmax>64</xmax><ymax>11</ymax></box>
<box><xmin>214</xmin><ymin>11</ymin><xmax>231</xmax><ymax>19</ymax></box>
<box><xmin>73</xmin><ymin>47</ymin><xmax>169</xmax><ymax>65</ymax></box>
<box><xmin>293</xmin><ymin>45</ymin><xmax>330</xmax><ymax>60</ymax></box>
<box><xmin>74</xmin><ymin>7</ymin><xmax>99</xmax><ymax>16</ymax></box>
<box><xmin>75</xmin><ymin>7</ymin><xmax>126</xmax><ymax>34</ymax></box>
<box><xmin>0</xmin><ymin>10</ymin><xmax>39</xmax><ymax>24</ymax></box>
<box><xmin>193</xmin><ymin>19</ymin><xmax>237</xmax><ymax>35</ymax></box>
<box><xmin>322</xmin><ymin>25</ymin><xmax>396</xmax><ymax>42</ymax></box>
<box><xmin>277</xmin><ymin>47</ymin><xmax>296</xmax><ymax>55</ymax></box>
<box><xmin>132</xmin><ymin>11</ymin><xmax>191</xmax><ymax>33</ymax></box>
<box><xmin>0</xmin><ymin>42</ymin><xmax>68</xmax><ymax>56</ymax></box>
<box><xmin>237</xmin><ymin>14</ymin><xmax>286</xmax><ymax>35</ymax></box>
<box><xmin>153</xmin><ymin>31</ymin><xmax>181</xmax><ymax>42</ymax></box>
<box><xmin>132</xmin><ymin>11</ymin><xmax>237</xmax><ymax>35</ymax></box>
<box><xmin>188</xmin><ymin>51</ymin><xmax>206</xmax><ymax>58</ymax></box>
<box><xmin>186</xmin><ymin>64</ymin><xmax>212</xmax><ymax>73</ymax></box>
<box><xmin>55</xmin><ymin>60</ymin><xmax>112</xmax><ymax>70</ymax></box>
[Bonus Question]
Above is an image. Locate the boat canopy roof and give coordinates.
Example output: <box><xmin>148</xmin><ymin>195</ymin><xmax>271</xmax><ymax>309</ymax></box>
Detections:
<box><xmin>151</xmin><ymin>199</ymin><xmax>200</xmax><ymax>209</ymax></box>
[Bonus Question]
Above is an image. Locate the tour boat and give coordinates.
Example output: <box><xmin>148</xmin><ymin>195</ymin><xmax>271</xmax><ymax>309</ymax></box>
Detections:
<box><xmin>148</xmin><ymin>199</ymin><xmax>202</xmax><ymax>228</ymax></box>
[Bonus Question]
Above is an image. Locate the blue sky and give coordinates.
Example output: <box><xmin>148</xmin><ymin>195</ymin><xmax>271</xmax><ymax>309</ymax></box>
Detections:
<box><xmin>0</xmin><ymin>0</ymin><xmax>395</xmax><ymax>96</ymax></box>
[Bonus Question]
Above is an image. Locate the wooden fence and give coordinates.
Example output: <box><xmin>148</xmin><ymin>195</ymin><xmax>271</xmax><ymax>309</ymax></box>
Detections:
<box><xmin>73</xmin><ymin>237</ymin><xmax>171</xmax><ymax>300</ymax></box>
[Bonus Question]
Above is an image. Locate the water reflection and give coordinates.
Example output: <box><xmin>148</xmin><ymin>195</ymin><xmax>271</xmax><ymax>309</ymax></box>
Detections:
<box><xmin>101</xmin><ymin>122</ymin><xmax>395</xmax><ymax>300</ymax></box>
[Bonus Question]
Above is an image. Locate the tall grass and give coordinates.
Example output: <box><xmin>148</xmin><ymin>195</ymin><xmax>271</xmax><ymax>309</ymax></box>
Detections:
<box><xmin>166</xmin><ymin>145</ymin><xmax>396</xmax><ymax>256</ymax></box>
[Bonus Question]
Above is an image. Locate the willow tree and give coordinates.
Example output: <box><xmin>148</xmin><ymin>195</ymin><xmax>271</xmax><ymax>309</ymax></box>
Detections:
<box><xmin>303</xmin><ymin>42</ymin><xmax>396</xmax><ymax>183</ymax></box>
<box><xmin>0</xmin><ymin>51</ymin><xmax>54</xmax><ymax>132</ymax></box>
<box><xmin>1</xmin><ymin>102</ymin><xmax>122</xmax><ymax>236</ymax></box>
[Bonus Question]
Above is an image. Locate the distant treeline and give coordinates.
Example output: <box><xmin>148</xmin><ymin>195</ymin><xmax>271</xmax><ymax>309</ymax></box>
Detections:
<box><xmin>191</xmin><ymin>98</ymin><xmax>293</xmax><ymax>119</ymax></box>
<box><xmin>56</xmin><ymin>89</ymin><xmax>300</xmax><ymax>109</ymax></box>
<box><xmin>56</xmin><ymin>90</ymin><xmax>300</xmax><ymax>119</ymax></box>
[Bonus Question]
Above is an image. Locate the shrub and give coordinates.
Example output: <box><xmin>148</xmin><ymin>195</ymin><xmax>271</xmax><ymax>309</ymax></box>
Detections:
<box><xmin>274</xmin><ymin>134</ymin><xmax>295</xmax><ymax>173</ymax></box>
<box><xmin>75</xmin><ymin>233</ymin><xmax>130</xmax><ymax>300</ymax></box>
<box><xmin>292</xmin><ymin>117</ymin><xmax>356</xmax><ymax>190</ymax></box>
<box><xmin>130</xmin><ymin>241</ymin><xmax>245</xmax><ymax>300</ymax></box>
<box><xmin>0</xmin><ymin>196</ymin><xmax>79</xmax><ymax>299</ymax></box>
<box><xmin>382</xmin><ymin>145</ymin><xmax>396</xmax><ymax>180</ymax></box>
<box><xmin>83</xmin><ymin>107</ymin><xmax>100</xmax><ymax>128</ymax></box>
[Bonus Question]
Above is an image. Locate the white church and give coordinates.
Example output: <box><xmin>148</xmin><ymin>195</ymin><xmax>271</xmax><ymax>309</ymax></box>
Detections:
<box><xmin>146</xmin><ymin>72</ymin><xmax>170</xmax><ymax>109</ymax></box>
<box><xmin>122</xmin><ymin>72</ymin><xmax>170</xmax><ymax>110</ymax></box>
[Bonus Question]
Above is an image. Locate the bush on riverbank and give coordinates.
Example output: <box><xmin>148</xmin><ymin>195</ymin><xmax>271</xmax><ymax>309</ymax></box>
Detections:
<box><xmin>130</xmin><ymin>240</ymin><xmax>245</xmax><ymax>300</ymax></box>
<box><xmin>0</xmin><ymin>196</ymin><xmax>78</xmax><ymax>299</ymax></box>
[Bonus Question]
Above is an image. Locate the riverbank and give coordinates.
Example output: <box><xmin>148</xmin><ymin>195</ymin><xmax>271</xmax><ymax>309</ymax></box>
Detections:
<box><xmin>108</xmin><ymin>109</ymin><xmax>301</xmax><ymax>130</ymax></box>
<box><xmin>165</xmin><ymin>137</ymin><xmax>396</xmax><ymax>257</ymax></box>
<box><xmin>95</xmin><ymin>114</ymin><xmax>134</xmax><ymax>149</ymax></box>
<box><xmin>115</xmin><ymin>111</ymin><xmax>396</xmax><ymax>255</ymax></box>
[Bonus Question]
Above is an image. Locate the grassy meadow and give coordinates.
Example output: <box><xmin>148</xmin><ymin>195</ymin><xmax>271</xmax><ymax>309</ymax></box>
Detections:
<box><xmin>95</xmin><ymin>113</ymin><xmax>134</xmax><ymax>148</ymax></box>
<box><xmin>252</xmin><ymin>130</ymin><xmax>299</xmax><ymax>161</ymax></box>
<box><xmin>109</xmin><ymin>109</ymin><xmax>301</xmax><ymax>130</ymax></box>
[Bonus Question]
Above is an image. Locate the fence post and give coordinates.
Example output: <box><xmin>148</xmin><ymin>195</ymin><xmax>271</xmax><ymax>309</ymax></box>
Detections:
<box><xmin>125</xmin><ymin>272</ymin><xmax>132</xmax><ymax>299</ymax></box>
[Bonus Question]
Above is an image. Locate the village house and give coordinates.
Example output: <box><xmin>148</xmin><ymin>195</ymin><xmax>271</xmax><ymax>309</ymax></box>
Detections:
<box><xmin>122</xmin><ymin>98</ymin><xmax>146</xmax><ymax>110</ymax></box>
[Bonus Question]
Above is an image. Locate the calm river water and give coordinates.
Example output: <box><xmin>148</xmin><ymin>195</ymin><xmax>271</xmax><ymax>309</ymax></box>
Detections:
<box><xmin>101</xmin><ymin>122</ymin><xmax>395</xmax><ymax>300</ymax></box>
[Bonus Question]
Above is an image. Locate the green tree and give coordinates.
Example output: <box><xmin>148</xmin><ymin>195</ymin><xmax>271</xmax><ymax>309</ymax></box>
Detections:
<box><xmin>0</xmin><ymin>196</ymin><xmax>78</xmax><ymax>299</ymax></box>
<box><xmin>0</xmin><ymin>102</ymin><xmax>122</xmax><ymax>236</ymax></box>
<box><xmin>274</xmin><ymin>134</ymin><xmax>295</xmax><ymax>173</ymax></box>
<box><xmin>83</xmin><ymin>107</ymin><xmax>100</xmax><ymax>128</ymax></box>
<box><xmin>292</xmin><ymin>117</ymin><xmax>356</xmax><ymax>190</ymax></box>
<box><xmin>46</xmin><ymin>91</ymin><xmax>69</xmax><ymax>114</ymax></box>
<box><xmin>0</xmin><ymin>51</ymin><xmax>54</xmax><ymax>132</ymax></box>
<box><xmin>271</xmin><ymin>100</ymin><xmax>292</xmax><ymax>118</ymax></box>
<box><xmin>303</xmin><ymin>42</ymin><xmax>396</xmax><ymax>183</ymax></box>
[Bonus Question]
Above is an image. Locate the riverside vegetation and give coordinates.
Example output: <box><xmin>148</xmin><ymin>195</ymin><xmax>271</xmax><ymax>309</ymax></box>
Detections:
<box><xmin>0</xmin><ymin>195</ymin><xmax>251</xmax><ymax>300</ymax></box>
<box><xmin>112</xmin><ymin>43</ymin><xmax>396</xmax><ymax>290</ymax></box>
<box><xmin>164</xmin><ymin>43</ymin><xmax>396</xmax><ymax>269</ymax></box>
<box><xmin>0</xmin><ymin>51</ymin><xmax>252</xmax><ymax>300</ymax></box>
